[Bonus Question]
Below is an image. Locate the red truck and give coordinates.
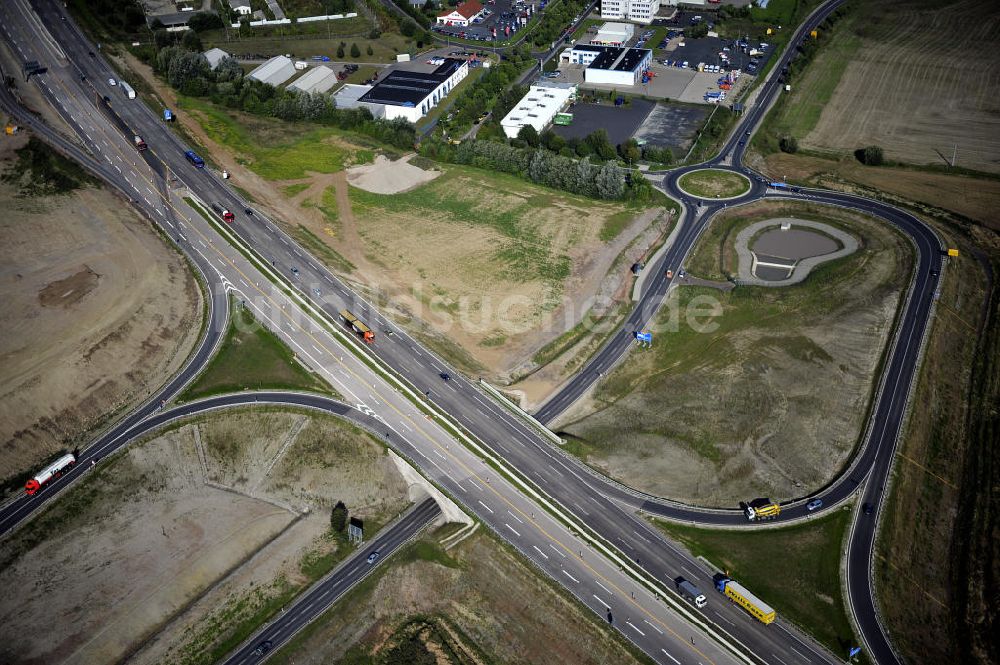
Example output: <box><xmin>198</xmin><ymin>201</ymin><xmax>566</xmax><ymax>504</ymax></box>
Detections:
<box><xmin>211</xmin><ymin>203</ymin><xmax>235</xmax><ymax>223</ymax></box>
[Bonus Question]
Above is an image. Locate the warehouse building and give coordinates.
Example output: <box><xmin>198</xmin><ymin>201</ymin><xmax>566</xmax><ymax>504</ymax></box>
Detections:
<box><xmin>203</xmin><ymin>47</ymin><xmax>230</xmax><ymax>70</ymax></box>
<box><xmin>500</xmin><ymin>81</ymin><xmax>577</xmax><ymax>139</ymax></box>
<box><xmin>600</xmin><ymin>0</ymin><xmax>660</xmax><ymax>24</ymax></box>
<box><xmin>561</xmin><ymin>44</ymin><xmax>652</xmax><ymax>86</ymax></box>
<box><xmin>248</xmin><ymin>55</ymin><xmax>297</xmax><ymax>86</ymax></box>
<box><xmin>356</xmin><ymin>58</ymin><xmax>469</xmax><ymax>122</ymax></box>
<box><xmin>591</xmin><ymin>22</ymin><xmax>634</xmax><ymax>46</ymax></box>
<box><xmin>289</xmin><ymin>65</ymin><xmax>339</xmax><ymax>94</ymax></box>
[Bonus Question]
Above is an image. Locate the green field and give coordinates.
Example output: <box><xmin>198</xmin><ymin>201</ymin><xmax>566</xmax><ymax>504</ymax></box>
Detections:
<box><xmin>677</xmin><ymin>169</ymin><xmax>750</xmax><ymax>198</ymax></box>
<box><xmin>181</xmin><ymin>298</ymin><xmax>331</xmax><ymax>400</ymax></box>
<box><xmin>177</xmin><ymin>96</ymin><xmax>372</xmax><ymax>180</ymax></box>
<box><xmin>760</xmin><ymin>17</ymin><xmax>862</xmax><ymax>150</ymax></box>
<box><xmin>653</xmin><ymin>510</ymin><xmax>866</xmax><ymax>662</ymax></box>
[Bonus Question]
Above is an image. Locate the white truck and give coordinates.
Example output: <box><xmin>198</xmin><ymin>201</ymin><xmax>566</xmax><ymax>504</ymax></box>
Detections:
<box><xmin>120</xmin><ymin>80</ymin><xmax>136</xmax><ymax>99</ymax></box>
<box><xmin>676</xmin><ymin>578</ymin><xmax>707</xmax><ymax>608</ymax></box>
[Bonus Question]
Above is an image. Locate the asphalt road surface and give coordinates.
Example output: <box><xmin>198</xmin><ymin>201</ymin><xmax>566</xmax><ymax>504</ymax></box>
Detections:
<box><xmin>0</xmin><ymin>0</ymin><xmax>932</xmax><ymax>662</ymax></box>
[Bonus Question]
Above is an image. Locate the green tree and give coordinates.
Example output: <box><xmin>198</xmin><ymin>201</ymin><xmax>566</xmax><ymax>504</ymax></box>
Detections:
<box><xmin>619</xmin><ymin>138</ymin><xmax>641</xmax><ymax>164</ymax></box>
<box><xmin>517</xmin><ymin>124</ymin><xmax>540</xmax><ymax>148</ymax></box>
<box><xmin>181</xmin><ymin>29</ymin><xmax>202</xmax><ymax>51</ymax></box>
<box><xmin>350</xmin><ymin>43</ymin><xmax>361</xmax><ymax>58</ymax></box>
<box><xmin>337</xmin><ymin>43</ymin><xmax>345</xmax><ymax>58</ymax></box>
<box><xmin>367</xmin><ymin>44</ymin><xmax>374</xmax><ymax>56</ymax></box>
<box><xmin>187</xmin><ymin>12</ymin><xmax>223</xmax><ymax>32</ymax></box>
<box><xmin>779</xmin><ymin>135</ymin><xmax>798</xmax><ymax>153</ymax></box>
<box><xmin>330</xmin><ymin>500</ymin><xmax>348</xmax><ymax>532</ymax></box>
<box><xmin>862</xmin><ymin>145</ymin><xmax>884</xmax><ymax>165</ymax></box>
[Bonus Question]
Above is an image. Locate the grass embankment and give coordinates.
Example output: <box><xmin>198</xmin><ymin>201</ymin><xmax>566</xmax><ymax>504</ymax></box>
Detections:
<box><xmin>652</xmin><ymin>511</ymin><xmax>866</xmax><ymax>662</ymax></box>
<box><xmin>677</xmin><ymin>169</ymin><xmax>750</xmax><ymax>199</ymax></box>
<box><xmin>177</xmin><ymin>96</ymin><xmax>373</xmax><ymax>180</ymax></box>
<box><xmin>181</xmin><ymin>297</ymin><xmax>331</xmax><ymax>400</ymax></box>
<box><xmin>876</xmin><ymin>228</ymin><xmax>996</xmax><ymax>665</ymax></box>
<box><xmin>266</xmin><ymin>528</ymin><xmax>652</xmax><ymax>665</ymax></box>
<box><xmin>0</xmin><ymin>137</ymin><xmax>97</xmax><ymax>196</ymax></box>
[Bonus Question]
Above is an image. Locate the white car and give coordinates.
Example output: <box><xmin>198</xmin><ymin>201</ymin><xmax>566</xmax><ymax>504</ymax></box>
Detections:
<box><xmin>108</xmin><ymin>78</ymin><xmax>117</xmax><ymax>86</ymax></box>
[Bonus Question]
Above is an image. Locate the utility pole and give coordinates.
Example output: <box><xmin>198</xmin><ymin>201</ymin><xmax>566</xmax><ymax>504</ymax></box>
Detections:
<box><xmin>951</xmin><ymin>144</ymin><xmax>957</xmax><ymax>168</ymax></box>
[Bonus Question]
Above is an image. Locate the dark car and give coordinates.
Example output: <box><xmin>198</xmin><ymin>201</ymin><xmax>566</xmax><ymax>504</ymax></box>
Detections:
<box><xmin>244</xmin><ymin>207</ymin><xmax>254</xmax><ymax>216</ymax></box>
<box><xmin>439</xmin><ymin>372</ymin><xmax>451</xmax><ymax>381</ymax></box>
<box><xmin>251</xmin><ymin>640</ymin><xmax>273</xmax><ymax>656</ymax></box>
<box><xmin>290</xmin><ymin>266</ymin><xmax>299</xmax><ymax>275</ymax></box>
<box><xmin>862</xmin><ymin>502</ymin><xmax>874</xmax><ymax>515</ymax></box>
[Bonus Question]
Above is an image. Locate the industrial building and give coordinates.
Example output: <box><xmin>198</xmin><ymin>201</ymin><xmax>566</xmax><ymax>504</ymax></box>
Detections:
<box><xmin>289</xmin><ymin>65</ymin><xmax>339</xmax><ymax>94</ymax></box>
<box><xmin>560</xmin><ymin>44</ymin><xmax>653</xmax><ymax>86</ymax></box>
<box><xmin>356</xmin><ymin>58</ymin><xmax>470</xmax><ymax>122</ymax></box>
<box><xmin>248</xmin><ymin>55</ymin><xmax>297</xmax><ymax>86</ymax></box>
<box><xmin>203</xmin><ymin>47</ymin><xmax>230</xmax><ymax>70</ymax></box>
<box><xmin>600</xmin><ymin>0</ymin><xmax>660</xmax><ymax>24</ymax></box>
<box><xmin>500</xmin><ymin>81</ymin><xmax>577</xmax><ymax>139</ymax></box>
<box><xmin>591</xmin><ymin>22</ymin><xmax>633</xmax><ymax>46</ymax></box>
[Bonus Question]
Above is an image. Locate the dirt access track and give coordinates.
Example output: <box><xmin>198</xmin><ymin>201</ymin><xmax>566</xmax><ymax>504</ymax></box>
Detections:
<box><xmin>802</xmin><ymin>0</ymin><xmax>1000</xmax><ymax>173</ymax></box>
<box><xmin>0</xmin><ymin>409</ymin><xmax>411</xmax><ymax>665</ymax></box>
<box><xmin>0</xmin><ymin>131</ymin><xmax>202</xmax><ymax>490</ymax></box>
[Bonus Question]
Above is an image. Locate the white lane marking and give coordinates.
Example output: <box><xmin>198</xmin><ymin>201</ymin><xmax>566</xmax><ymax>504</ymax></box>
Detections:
<box><xmin>507</xmin><ymin>510</ymin><xmax>523</xmax><ymax>524</ymax></box>
<box><xmin>625</xmin><ymin>621</ymin><xmax>644</xmax><ymax>636</ymax></box>
<box><xmin>561</xmin><ymin>569</ymin><xmax>579</xmax><ymax>583</ymax></box>
<box><xmin>279</xmin><ymin>236</ymin><xmax>288</xmax><ymax>245</ymax></box>
<box><xmin>790</xmin><ymin>647</ymin><xmax>807</xmax><ymax>661</ymax></box>
<box><xmin>574</xmin><ymin>502</ymin><xmax>590</xmax><ymax>516</ymax></box>
<box><xmin>681</xmin><ymin>567</ymin><xmax>696</xmax><ymax>580</ymax></box>
<box><xmin>311</xmin><ymin>344</ymin><xmax>322</xmax><ymax>354</ymax></box>
<box><xmin>595</xmin><ymin>581</ymin><xmax>611</xmax><ymax>595</ymax></box>
<box><xmin>592</xmin><ymin>594</ymin><xmax>610</xmax><ymax>609</ymax></box>
<box><xmin>433</xmin><ymin>449</ymin><xmax>446</xmax><ymax>460</ymax></box>
<box><xmin>504</xmin><ymin>523</ymin><xmax>521</xmax><ymax>537</ymax></box>
<box><xmin>198</xmin><ymin>240</ymin><xmax>207</xmax><ymax>248</ymax></box>
<box><xmin>468</xmin><ymin>479</ymin><xmax>483</xmax><ymax>491</ymax></box>
<box><xmin>164</xmin><ymin>220</ymin><xmax>173</xmax><ymax>228</ymax></box>
<box><xmin>771</xmin><ymin>655</ymin><xmax>788</xmax><ymax>665</ymax></box>
<box><xmin>661</xmin><ymin>649</ymin><xmax>680</xmax><ymax>665</ymax></box>
<box><xmin>533</xmin><ymin>545</ymin><xmax>549</xmax><ymax>560</ymax></box>
<box><xmin>477</xmin><ymin>500</ymin><xmax>494</xmax><ymax>514</ymax></box>
<box><xmin>643</xmin><ymin>619</ymin><xmax>663</xmax><ymax>635</ymax></box>
<box><xmin>714</xmin><ymin>611</ymin><xmax>735</xmax><ymax>627</ymax></box>
<box><xmin>634</xmin><ymin>529</ymin><xmax>652</xmax><ymax>543</ymax></box>
<box><xmin>398</xmin><ymin>420</ymin><xmax>412</xmax><ymax>432</ymax></box>
<box><xmin>549</xmin><ymin>544</ymin><xmax>566</xmax><ymax>558</ymax></box>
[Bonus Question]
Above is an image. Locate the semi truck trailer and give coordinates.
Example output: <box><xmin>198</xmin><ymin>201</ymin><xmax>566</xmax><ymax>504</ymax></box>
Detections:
<box><xmin>340</xmin><ymin>310</ymin><xmax>375</xmax><ymax>344</ymax></box>
<box><xmin>25</xmin><ymin>453</ymin><xmax>77</xmax><ymax>495</ymax></box>
<box><xmin>211</xmin><ymin>203</ymin><xmax>235</xmax><ymax>223</ymax></box>
<box><xmin>715</xmin><ymin>576</ymin><xmax>775</xmax><ymax>624</ymax></box>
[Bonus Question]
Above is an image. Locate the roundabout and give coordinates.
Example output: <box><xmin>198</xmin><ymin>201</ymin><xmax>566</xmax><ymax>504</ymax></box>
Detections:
<box><xmin>676</xmin><ymin>168</ymin><xmax>752</xmax><ymax>200</ymax></box>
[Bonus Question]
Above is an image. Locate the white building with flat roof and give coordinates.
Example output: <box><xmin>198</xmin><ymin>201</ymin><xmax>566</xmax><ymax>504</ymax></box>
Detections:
<box><xmin>600</xmin><ymin>0</ymin><xmax>660</xmax><ymax>24</ymax></box>
<box><xmin>500</xmin><ymin>81</ymin><xmax>577</xmax><ymax>139</ymax></box>
<box><xmin>561</xmin><ymin>44</ymin><xmax>652</xmax><ymax>86</ymax></box>
<box><xmin>592</xmin><ymin>22</ymin><xmax>634</xmax><ymax>46</ymax></box>
<box><xmin>248</xmin><ymin>55</ymin><xmax>297</xmax><ymax>86</ymax></box>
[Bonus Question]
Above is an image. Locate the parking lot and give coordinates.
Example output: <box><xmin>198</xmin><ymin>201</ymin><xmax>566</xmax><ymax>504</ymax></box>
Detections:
<box><xmin>632</xmin><ymin>103</ymin><xmax>709</xmax><ymax>154</ymax></box>
<box><xmin>550</xmin><ymin>98</ymin><xmax>655</xmax><ymax>147</ymax></box>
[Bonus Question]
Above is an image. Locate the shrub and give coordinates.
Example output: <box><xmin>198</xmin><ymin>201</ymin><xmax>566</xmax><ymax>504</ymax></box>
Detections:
<box><xmin>779</xmin><ymin>135</ymin><xmax>798</xmax><ymax>153</ymax></box>
<box><xmin>330</xmin><ymin>500</ymin><xmax>348</xmax><ymax>532</ymax></box>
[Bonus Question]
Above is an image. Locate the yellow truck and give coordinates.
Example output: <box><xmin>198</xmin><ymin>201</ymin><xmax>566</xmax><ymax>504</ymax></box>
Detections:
<box><xmin>715</xmin><ymin>577</ymin><xmax>776</xmax><ymax>624</ymax></box>
<box><xmin>340</xmin><ymin>309</ymin><xmax>375</xmax><ymax>344</ymax></box>
<box><xmin>743</xmin><ymin>497</ymin><xmax>781</xmax><ymax>521</ymax></box>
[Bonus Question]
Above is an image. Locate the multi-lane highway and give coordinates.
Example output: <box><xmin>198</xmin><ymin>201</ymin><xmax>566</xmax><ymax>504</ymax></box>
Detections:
<box><xmin>0</xmin><ymin>0</ymin><xmax>938</xmax><ymax>662</ymax></box>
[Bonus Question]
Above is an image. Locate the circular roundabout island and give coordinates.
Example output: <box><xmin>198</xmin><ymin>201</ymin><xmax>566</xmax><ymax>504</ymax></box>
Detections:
<box><xmin>677</xmin><ymin>169</ymin><xmax>751</xmax><ymax>200</ymax></box>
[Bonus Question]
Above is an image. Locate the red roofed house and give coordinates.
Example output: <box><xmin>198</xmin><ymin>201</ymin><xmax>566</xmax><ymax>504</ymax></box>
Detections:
<box><xmin>436</xmin><ymin>0</ymin><xmax>485</xmax><ymax>27</ymax></box>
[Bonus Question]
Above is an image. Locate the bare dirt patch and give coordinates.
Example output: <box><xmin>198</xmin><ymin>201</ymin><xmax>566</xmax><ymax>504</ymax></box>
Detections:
<box><xmin>0</xmin><ymin>165</ymin><xmax>201</xmax><ymax>490</ymax></box>
<box><xmin>0</xmin><ymin>409</ymin><xmax>409</xmax><ymax>665</ymax></box>
<box><xmin>557</xmin><ymin>201</ymin><xmax>911</xmax><ymax>506</ymax></box>
<box><xmin>801</xmin><ymin>0</ymin><xmax>1000</xmax><ymax>173</ymax></box>
<box><xmin>37</xmin><ymin>265</ymin><xmax>100</xmax><ymax>308</ymax></box>
<box><xmin>346</xmin><ymin>153</ymin><xmax>441</xmax><ymax>194</ymax></box>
